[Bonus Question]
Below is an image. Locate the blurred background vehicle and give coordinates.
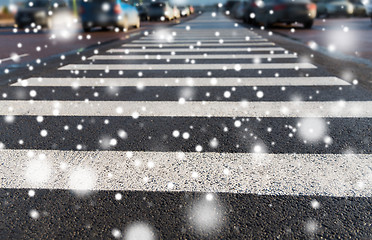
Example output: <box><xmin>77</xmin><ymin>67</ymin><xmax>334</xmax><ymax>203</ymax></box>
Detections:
<box><xmin>15</xmin><ymin>0</ymin><xmax>71</xmax><ymax>29</ymax></box>
<box><xmin>231</xmin><ymin>0</ymin><xmax>250</xmax><ymax>19</ymax></box>
<box><xmin>188</xmin><ymin>4</ymin><xmax>194</xmax><ymax>14</ymax></box>
<box><xmin>248</xmin><ymin>0</ymin><xmax>317</xmax><ymax>28</ymax></box>
<box><xmin>173</xmin><ymin>5</ymin><xmax>180</xmax><ymax>19</ymax></box>
<box><xmin>135</xmin><ymin>3</ymin><xmax>149</xmax><ymax>21</ymax></box>
<box><xmin>315</xmin><ymin>0</ymin><xmax>354</xmax><ymax>17</ymax></box>
<box><xmin>147</xmin><ymin>1</ymin><xmax>173</xmax><ymax>21</ymax></box>
<box><xmin>363</xmin><ymin>0</ymin><xmax>372</xmax><ymax>16</ymax></box>
<box><xmin>349</xmin><ymin>0</ymin><xmax>367</xmax><ymax>16</ymax></box>
<box><xmin>223</xmin><ymin>0</ymin><xmax>239</xmax><ymax>15</ymax></box>
<box><xmin>80</xmin><ymin>0</ymin><xmax>140</xmax><ymax>32</ymax></box>
<box><xmin>179</xmin><ymin>5</ymin><xmax>190</xmax><ymax>17</ymax></box>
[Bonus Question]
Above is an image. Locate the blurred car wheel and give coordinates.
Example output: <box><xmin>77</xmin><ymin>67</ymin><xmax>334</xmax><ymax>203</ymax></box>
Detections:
<box><xmin>303</xmin><ymin>20</ymin><xmax>313</xmax><ymax>28</ymax></box>
<box><xmin>82</xmin><ymin>23</ymin><xmax>91</xmax><ymax>32</ymax></box>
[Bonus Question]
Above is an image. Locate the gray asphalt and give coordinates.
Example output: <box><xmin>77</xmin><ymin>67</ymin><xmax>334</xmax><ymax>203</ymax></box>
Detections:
<box><xmin>0</xmin><ymin>12</ymin><xmax>371</xmax><ymax>239</ymax></box>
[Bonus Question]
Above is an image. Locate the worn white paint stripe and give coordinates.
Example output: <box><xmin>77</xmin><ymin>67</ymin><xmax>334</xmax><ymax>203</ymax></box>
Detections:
<box><xmin>89</xmin><ymin>54</ymin><xmax>296</xmax><ymax>60</ymax></box>
<box><xmin>146</xmin><ymin>32</ymin><xmax>260</xmax><ymax>35</ymax></box>
<box><xmin>133</xmin><ymin>39</ymin><xmax>268</xmax><ymax>43</ymax></box>
<box><xmin>143</xmin><ymin>37</ymin><xmax>263</xmax><ymax>40</ymax></box>
<box><xmin>59</xmin><ymin>63</ymin><xmax>315</xmax><ymax>71</ymax></box>
<box><xmin>0</xmin><ymin>100</ymin><xmax>371</xmax><ymax>117</ymax></box>
<box><xmin>107</xmin><ymin>47</ymin><xmax>285</xmax><ymax>53</ymax></box>
<box><xmin>14</xmin><ymin>77</ymin><xmax>349</xmax><ymax>87</ymax></box>
<box><xmin>1</xmin><ymin>150</ymin><xmax>370</xmax><ymax>197</ymax></box>
<box><xmin>0</xmin><ymin>53</ymin><xmax>29</xmax><ymax>63</ymax></box>
<box><xmin>123</xmin><ymin>43</ymin><xmax>275</xmax><ymax>47</ymax></box>
<box><xmin>90</xmin><ymin>53</ymin><xmax>297</xmax><ymax>60</ymax></box>
<box><xmin>138</xmin><ymin>38</ymin><xmax>265</xmax><ymax>42</ymax></box>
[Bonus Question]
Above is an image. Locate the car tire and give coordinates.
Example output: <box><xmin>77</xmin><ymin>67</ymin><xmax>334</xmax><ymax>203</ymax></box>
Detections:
<box><xmin>324</xmin><ymin>10</ymin><xmax>330</xmax><ymax>18</ymax></box>
<box><xmin>303</xmin><ymin>20</ymin><xmax>313</xmax><ymax>29</ymax></box>
<box><xmin>82</xmin><ymin>23</ymin><xmax>91</xmax><ymax>32</ymax></box>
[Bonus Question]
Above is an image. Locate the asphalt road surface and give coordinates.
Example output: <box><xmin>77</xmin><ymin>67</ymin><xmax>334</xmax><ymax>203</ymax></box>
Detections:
<box><xmin>0</xmin><ymin>13</ymin><xmax>371</xmax><ymax>239</ymax></box>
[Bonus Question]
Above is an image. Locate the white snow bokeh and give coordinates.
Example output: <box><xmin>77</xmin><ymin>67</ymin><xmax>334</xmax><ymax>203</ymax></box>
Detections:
<box><xmin>153</xmin><ymin>29</ymin><xmax>174</xmax><ymax>43</ymax></box>
<box><xmin>304</xmin><ymin>219</ymin><xmax>319</xmax><ymax>235</ymax></box>
<box><xmin>29</xmin><ymin>209</ymin><xmax>40</xmax><ymax>220</ymax></box>
<box><xmin>188</xmin><ymin>194</ymin><xmax>224</xmax><ymax>235</ymax></box>
<box><xmin>25</xmin><ymin>154</ymin><xmax>52</xmax><ymax>185</ymax></box>
<box><xmin>112</xmin><ymin>228</ymin><xmax>122</xmax><ymax>239</ymax></box>
<box><xmin>325</xmin><ymin>26</ymin><xmax>357</xmax><ymax>53</ymax></box>
<box><xmin>99</xmin><ymin>135</ymin><xmax>118</xmax><ymax>149</ymax></box>
<box><xmin>179</xmin><ymin>87</ymin><xmax>195</xmax><ymax>100</ymax></box>
<box><xmin>68</xmin><ymin>167</ymin><xmax>96</xmax><ymax>195</ymax></box>
<box><xmin>251</xmin><ymin>141</ymin><xmax>269</xmax><ymax>165</ymax></box>
<box><xmin>297</xmin><ymin>118</ymin><xmax>328</xmax><ymax>143</ymax></box>
<box><xmin>124</xmin><ymin>222</ymin><xmax>156</xmax><ymax>240</ymax></box>
<box><xmin>50</xmin><ymin>11</ymin><xmax>79</xmax><ymax>41</ymax></box>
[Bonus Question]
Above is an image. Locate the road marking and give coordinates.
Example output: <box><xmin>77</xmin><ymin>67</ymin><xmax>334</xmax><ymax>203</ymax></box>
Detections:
<box><xmin>107</xmin><ymin>47</ymin><xmax>285</xmax><ymax>53</ymax></box>
<box><xmin>90</xmin><ymin>53</ymin><xmax>297</xmax><ymax>60</ymax></box>
<box><xmin>59</xmin><ymin>63</ymin><xmax>315</xmax><ymax>70</ymax></box>
<box><xmin>133</xmin><ymin>39</ymin><xmax>269</xmax><ymax>43</ymax></box>
<box><xmin>122</xmin><ymin>43</ymin><xmax>275</xmax><ymax>47</ymax></box>
<box><xmin>89</xmin><ymin>54</ymin><xmax>297</xmax><ymax>60</ymax></box>
<box><xmin>1</xmin><ymin>100</ymin><xmax>370</xmax><ymax>117</ymax></box>
<box><xmin>1</xmin><ymin>149</ymin><xmax>370</xmax><ymax>197</ymax></box>
<box><xmin>0</xmin><ymin>53</ymin><xmax>29</xmax><ymax>63</ymax></box>
<box><xmin>14</xmin><ymin>77</ymin><xmax>349</xmax><ymax>87</ymax></box>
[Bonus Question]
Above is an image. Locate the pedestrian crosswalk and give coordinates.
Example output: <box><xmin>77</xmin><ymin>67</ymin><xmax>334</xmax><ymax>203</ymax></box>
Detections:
<box><xmin>0</xmin><ymin>12</ymin><xmax>371</xmax><ymax>238</ymax></box>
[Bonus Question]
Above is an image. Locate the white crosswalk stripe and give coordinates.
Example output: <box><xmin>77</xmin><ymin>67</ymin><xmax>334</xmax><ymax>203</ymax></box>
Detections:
<box><xmin>122</xmin><ymin>43</ymin><xmax>276</xmax><ymax>47</ymax></box>
<box><xmin>15</xmin><ymin>76</ymin><xmax>349</xmax><ymax>87</ymax></box>
<box><xmin>1</xmin><ymin>100</ymin><xmax>371</xmax><ymax>118</ymax></box>
<box><xmin>107</xmin><ymin>47</ymin><xmax>285</xmax><ymax>52</ymax></box>
<box><xmin>59</xmin><ymin>63</ymin><xmax>316</xmax><ymax>70</ymax></box>
<box><xmin>1</xmin><ymin>150</ymin><xmax>370</xmax><ymax>197</ymax></box>
<box><xmin>88</xmin><ymin>54</ymin><xmax>297</xmax><ymax>60</ymax></box>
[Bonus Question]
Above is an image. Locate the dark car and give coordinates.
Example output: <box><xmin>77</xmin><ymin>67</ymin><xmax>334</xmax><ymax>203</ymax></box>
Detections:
<box><xmin>80</xmin><ymin>0</ymin><xmax>140</xmax><ymax>32</ymax></box>
<box><xmin>246</xmin><ymin>0</ymin><xmax>317</xmax><ymax>28</ymax></box>
<box><xmin>136</xmin><ymin>4</ymin><xmax>149</xmax><ymax>21</ymax></box>
<box><xmin>349</xmin><ymin>0</ymin><xmax>367</xmax><ymax>16</ymax></box>
<box><xmin>147</xmin><ymin>2</ymin><xmax>174</xmax><ymax>21</ymax></box>
<box><xmin>224</xmin><ymin>0</ymin><xmax>240</xmax><ymax>14</ymax></box>
<box><xmin>15</xmin><ymin>0</ymin><xmax>69</xmax><ymax>29</ymax></box>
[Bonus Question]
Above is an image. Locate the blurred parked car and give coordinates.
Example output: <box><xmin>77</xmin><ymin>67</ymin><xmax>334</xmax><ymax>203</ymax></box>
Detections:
<box><xmin>147</xmin><ymin>2</ymin><xmax>174</xmax><ymax>21</ymax></box>
<box><xmin>316</xmin><ymin>0</ymin><xmax>354</xmax><ymax>17</ymax></box>
<box><xmin>179</xmin><ymin>5</ymin><xmax>190</xmax><ymax>16</ymax></box>
<box><xmin>349</xmin><ymin>0</ymin><xmax>367</xmax><ymax>15</ymax></box>
<box><xmin>80</xmin><ymin>0</ymin><xmax>140</xmax><ymax>32</ymax></box>
<box><xmin>247</xmin><ymin>0</ymin><xmax>317</xmax><ymax>28</ymax></box>
<box><xmin>173</xmin><ymin>5</ymin><xmax>180</xmax><ymax>19</ymax></box>
<box><xmin>188</xmin><ymin>5</ymin><xmax>194</xmax><ymax>14</ymax></box>
<box><xmin>15</xmin><ymin>0</ymin><xmax>70</xmax><ymax>29</ymax></box>
<box><xmin>136</xmin><ymin>4</ymin><xmax>149</xmax><ymax>21</ymax></box>
<box><xmin>224</xmin><ymin>0</ymin><xmax>240</xmax><ymax>14</ymax></box>
<box><xmin>231</xmin><ymin>1</ymin><xmax>250</xmax><ymax>19</ymax></box>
